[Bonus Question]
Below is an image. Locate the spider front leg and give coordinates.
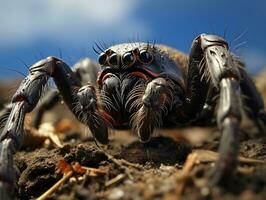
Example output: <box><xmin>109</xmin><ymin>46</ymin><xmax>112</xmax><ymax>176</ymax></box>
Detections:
<box><xmin>0</xmin><ymin>57</ymin><xmax>107</xmax><ymax>199</ymax></box>
<box><xmin>76</xmin><ymin>84</ymin><xmax>109</xmax><ymax>144</ymax></box>
<box><xmin>131</xmin><ymin>77</ymin><xmax>173</xmax><ymax>142</ymax></box>
<box><xmin>188</xmin><ymin>34</ymin><xmax>243</xmax><ymax>185</ymax></box>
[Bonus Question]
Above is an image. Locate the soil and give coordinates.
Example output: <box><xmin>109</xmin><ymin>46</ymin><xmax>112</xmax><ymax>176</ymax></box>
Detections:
<box><xmin>14</xmin><ymin>123</ymin><xmax>266</xmax><ymax>200</ymax></box>
<box><xmin>1</xmin><ymin>72</ymin><xmax>266</xmax><ymax>200</ymax></box>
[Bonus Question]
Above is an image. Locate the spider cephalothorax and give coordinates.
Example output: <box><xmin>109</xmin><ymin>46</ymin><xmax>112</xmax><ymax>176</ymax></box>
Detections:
<box><xmin>0</xmin><ymin>34</ymin><xmax>265</xmax><ymax>199</ymax></box>
<box><xmin>94</xmin><ymin>43</ymin><xmax>185</xmax><ymax>143</ymax></box>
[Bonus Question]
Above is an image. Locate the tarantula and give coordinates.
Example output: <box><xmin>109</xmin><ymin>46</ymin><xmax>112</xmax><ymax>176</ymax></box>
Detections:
<box><xmin>0</xmin><ymin>34</ymin><xmax>266</xmax><ymax>199</ymax></box>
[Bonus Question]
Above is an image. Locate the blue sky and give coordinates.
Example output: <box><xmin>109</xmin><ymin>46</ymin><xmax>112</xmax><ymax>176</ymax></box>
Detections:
<box><xmin>0</xmin><ymin>0</ymin><xmax>265</xmax><ymax>79</ymax></box>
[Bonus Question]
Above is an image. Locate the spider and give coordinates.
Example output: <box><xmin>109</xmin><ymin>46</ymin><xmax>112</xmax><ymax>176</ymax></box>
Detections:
<box><xmin>0</xmin><ymin>34</ymin><xmax>265</xmax><ymax>199</ymax></box>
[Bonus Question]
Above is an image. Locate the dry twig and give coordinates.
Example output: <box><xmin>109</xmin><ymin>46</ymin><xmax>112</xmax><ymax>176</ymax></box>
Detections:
<box><xmin>36</xmin><ymin>170</ymin><xmax>73</xmax><ymax>200</ymax></box>
<box><xmin>96</xmin><ymin>147</ymin><xmax>143</xmax><ymax>180</ymax></box>
<box><xmin>176</xmin><ymin>153</ymin><xmax>198</xmax><ymax>195</ymax></box>
<box><xmin>98</xmin><ymin>147</ymin><xmax>142</xmax><ymax>169</ymax></box>
<box><xmin>105</xmin><ymin>174</ymin><xmax>126</xmax><ymax>187</ymax></box>
<box><xmin>194</xmin><ymin>149</ymin><xmax>265</xmax><ymax>164</ymax></box>
<box><xmin>36</xmin><ymin>159</ymin><xmax>106</xmax><ymax>200</ymax></box>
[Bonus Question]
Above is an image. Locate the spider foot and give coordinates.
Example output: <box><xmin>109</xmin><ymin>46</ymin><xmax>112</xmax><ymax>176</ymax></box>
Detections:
<box><xmin>209</xmin><ymin>165</ymin><xmax>230</xmax><ymax>187</ymax></box>
<box><xmin>0</xmin><ymin>139</ymin><xmax>16</xmax><ymax>200</ymax></box>
<box><xmin>208</xmin><ymin>119</ymin><xmax>240</xmax><ymax>187</ymax></box>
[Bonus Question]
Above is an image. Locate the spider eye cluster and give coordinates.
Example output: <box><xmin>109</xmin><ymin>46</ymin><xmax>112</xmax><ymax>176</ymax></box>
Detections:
<box><xmin>98</xmin><ymin>48</ymin><xmax>154</xmax><ymax>67</ymax></box>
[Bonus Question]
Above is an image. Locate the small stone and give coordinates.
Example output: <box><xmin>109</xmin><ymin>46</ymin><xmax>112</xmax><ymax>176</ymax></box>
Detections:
<box><xmin>201</xmin><ymin>187</ymin><xmax>210</xmax><ymax>196</ymax></box>
<box><xmin>108</xmin><ymin>188</ymin><xmax>124</xmax><ymax>200</ymax></box>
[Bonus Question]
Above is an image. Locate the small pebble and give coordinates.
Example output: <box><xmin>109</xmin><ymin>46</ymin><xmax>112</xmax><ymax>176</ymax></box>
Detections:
<box><xmin>108</xmin><ymin>188</ymin><xmax>124</xmax><ymax>200</ymax></box>
<box><xmin>244</xmin><ymin>145</ymin><xmax>250</xmax><ymax>151</ymax></box>
<box><xmin>201</xmin><ymin>187</ymin><xmax>210</xmax><ymax>196</ymax></box>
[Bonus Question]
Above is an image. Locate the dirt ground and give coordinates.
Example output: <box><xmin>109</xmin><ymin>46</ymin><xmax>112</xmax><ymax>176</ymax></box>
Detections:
<box><xmin>13</xmin><ymin>121</ymin><xmax>266</xmax><ymax>200</ymax></box>
<box><xmin>1</xmin><ymin>71</ymin><xmax>266</xmax><ymax>200</ymax></box>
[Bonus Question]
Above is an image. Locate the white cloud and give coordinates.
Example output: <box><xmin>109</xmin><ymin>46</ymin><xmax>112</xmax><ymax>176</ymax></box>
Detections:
<box><xmin>0</xmin><ymin>0</ymin><xmax>150</xmax><ymax>46</ymax></box>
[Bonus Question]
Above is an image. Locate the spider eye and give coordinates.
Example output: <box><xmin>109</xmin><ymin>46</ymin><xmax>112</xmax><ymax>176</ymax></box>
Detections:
<box><xmin>108</xmin><ymin>53</ymin><xmax>119</xmax><ymax>67</ymax></box>
<box><xmin>139</xmin><ymin>50</ymin><xmax>153</xmax><ymax>64</ymax></box>
<box><xmin>122</xmin><ymin>52</ymin><xmax>135</xmax><ymax>66</ymax></box>
<box><xmin>98</xmin><ymin>53</ymin><xmax>107</xmax><ymax>65</ymax></box>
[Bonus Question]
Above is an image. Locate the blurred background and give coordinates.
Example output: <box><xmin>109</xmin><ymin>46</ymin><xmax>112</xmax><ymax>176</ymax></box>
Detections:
<box><xmin>0</xmin><ymin>0</ymin><xmax>265</xmax><ymax>80</ymax></box>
